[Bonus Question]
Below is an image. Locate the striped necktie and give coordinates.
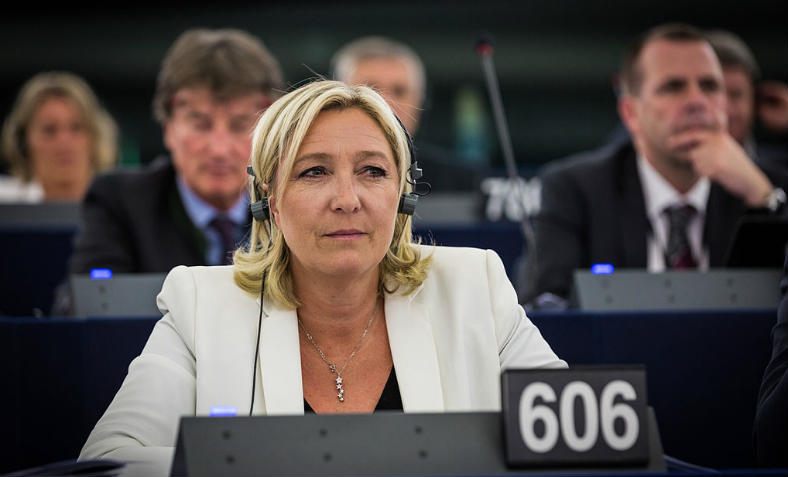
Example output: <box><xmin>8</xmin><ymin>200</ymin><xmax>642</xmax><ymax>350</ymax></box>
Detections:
<box><xmin>663</xmin><ymin>204</ymin><xmax>697</xmax><ymax>269</ymax></box>
<box><xmin>209</xmin><ymin>215</ymin><xmax>236</xmax><ymax>265</ymax></box>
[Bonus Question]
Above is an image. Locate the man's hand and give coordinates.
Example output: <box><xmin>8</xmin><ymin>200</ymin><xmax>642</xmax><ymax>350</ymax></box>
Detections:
<box><xmin>758</xmin><ymin>81</ymin><xmax>788</xmax><ymax>135</ymax></box>
<box><xmin>669</xmin><ymin>129</ymin><xmax>774</xmax><ymax>207</ymax></box>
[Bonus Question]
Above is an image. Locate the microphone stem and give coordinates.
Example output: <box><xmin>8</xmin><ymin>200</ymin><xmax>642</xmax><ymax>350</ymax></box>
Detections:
<box><xmin>479</xmin><ymin>54</ymin><xmax>519</xmax><ymax>181</ymax></box>
<box><xmin>478</xmin><ymin>47</ymin><xmax>538</xmax><ymax>304</ymax></box>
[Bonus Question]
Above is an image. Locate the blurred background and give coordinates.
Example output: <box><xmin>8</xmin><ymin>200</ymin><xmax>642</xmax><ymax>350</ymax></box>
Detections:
<box><xmin>2</xmin><ymin>0</ymin><xmax>786</xmax><ymax>176</ymax></box>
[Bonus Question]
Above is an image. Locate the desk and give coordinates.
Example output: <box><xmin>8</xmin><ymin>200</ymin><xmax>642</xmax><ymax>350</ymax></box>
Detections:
<box><xmin>0</xmin><ymin>316</ymin><xmax>156</xmax><ymax>472</ymax></box>
<box><xmin>0</xmin><ymin>310</ymin><xmax>777</xmax><ymax>473</ymax></box>
<box><xmin>533</xmin><ymin>310</ymin><xmax>775</xmax><ymax>470</ymax></box>
<box><xmin>0</xmin><ymin>226</ymin><xmax>76</xmax><ymax>316</ymax></box>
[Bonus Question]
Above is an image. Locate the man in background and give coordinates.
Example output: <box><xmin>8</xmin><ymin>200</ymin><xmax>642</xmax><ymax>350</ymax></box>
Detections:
<box><xmin>331</xmin><ymin>36</ymin><xmax>482</xmax><ymax>192</ymax></box>
<box><xmin>520</xmin><ymin>23</ymin><xmax>786</xmax><ymax>308</ymax></box>
<box><xmin>69</xmin><ymin>28</ymin><xmax>284</xmax><ymax>273</ymax></box>
<box><xmin>706</xmin><ymin>29</ymin><xmax>787</xmax><ymax>190</ymax></box>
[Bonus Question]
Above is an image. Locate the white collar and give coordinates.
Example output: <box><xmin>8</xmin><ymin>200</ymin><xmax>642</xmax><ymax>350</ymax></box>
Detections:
<box><xmin>636</xmin><ymin>154</ymin><xmax>710</xmax><ymax>220</ymax></box>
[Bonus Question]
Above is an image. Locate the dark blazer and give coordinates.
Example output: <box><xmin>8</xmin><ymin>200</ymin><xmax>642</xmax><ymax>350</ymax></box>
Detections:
<box><xmin>520</xmin><ymin>140</ymin><xmax>776</xmax><ymax>304</ymax></box>
<box><xmin>69</xmin><ymin>156</ymin><xmax>251</xmax><ymax>274</ymax></box>
<box><xmin>755</xmin><ymin>142</ymin><xmax>788</xmax><ymax>192</ymax></box>
<box><xmin>754</xmin><ymin>253</ymin><xmax>788</xmax><ymax>467</ymax></box>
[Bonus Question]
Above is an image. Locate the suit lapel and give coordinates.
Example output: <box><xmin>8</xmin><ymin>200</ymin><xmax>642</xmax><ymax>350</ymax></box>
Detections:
<box><xmin>258</xmin><ymin>299</ymin><xmax>304</xmax><ymax>415</ymax></box>
<box><xmin>705</xmin><ymin>185</ymin><xmax>745</xmax><ymax>266</ymax></box>
<box><xmin>385</xmin><ymin>288</ymin><xmax>444</xmax><ymax>412</ymax></box>
<box><xmin>167</xmin><ymin>179</ymin><xmax>207</xmax><ymax>264</ymax></box>
<box><xmin>615</xmin><ymin>145</ymin><xmax>650</xmax><ymax>267</ymax></box>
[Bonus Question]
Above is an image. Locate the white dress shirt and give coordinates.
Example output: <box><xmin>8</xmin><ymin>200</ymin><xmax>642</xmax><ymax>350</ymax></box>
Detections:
<box><xmin>636</xmin><ymin>155</ymin><xmax>711</xmax><ymax>272</ymax></box>
<box><xmin>175</xmin><ymin>176</ymin><xmax>249</xmax><ymax>265</ymax></box>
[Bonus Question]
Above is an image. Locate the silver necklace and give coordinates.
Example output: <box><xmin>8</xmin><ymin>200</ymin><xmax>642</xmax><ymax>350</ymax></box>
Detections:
<box><xmin>298</xmin><ymin>299</ymin><xmax>378</xmax><ymax>403</ymax></box>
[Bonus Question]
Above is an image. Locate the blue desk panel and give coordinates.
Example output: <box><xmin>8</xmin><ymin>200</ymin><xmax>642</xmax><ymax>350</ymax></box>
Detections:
<box><xmin>0</xmin><ymin>310</ymin><xmax>777</xmax><ymax>473</ymax></box>
<box><xmin>413</xmin><ymin>221</ymin><xmax>524</xmax><ymax>281</ymax></box>
<box><xmin>0</xmin><ymin>226</ymin><xmax>76</xmax><ymax>316</ymax></box>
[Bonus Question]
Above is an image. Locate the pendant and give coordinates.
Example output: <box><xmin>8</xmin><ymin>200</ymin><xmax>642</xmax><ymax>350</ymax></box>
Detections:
<box><xmin>336</xmin><ymin>376</ymin><xmax>345</xmax><ymax>402</ymax></box>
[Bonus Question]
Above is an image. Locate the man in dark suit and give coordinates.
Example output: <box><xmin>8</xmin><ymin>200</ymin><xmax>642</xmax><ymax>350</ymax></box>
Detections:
<box><xmin>520</xmin><ymin>23</ymin><xmax>786</xmax><ymax>307</ymax></box>
<box><xmin>69</xmin><ymin>28</ymin><xmax>284</xmax><ymax>274</ymax></box>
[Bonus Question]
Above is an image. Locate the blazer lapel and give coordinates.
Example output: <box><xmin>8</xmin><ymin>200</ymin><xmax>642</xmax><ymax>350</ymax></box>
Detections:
<box><xmin>257</xmin><ymin>298</ymin><xmax>304</xmax><ymax>415</ymax></box>
<box><xmin>616</xmin><ymin>146</ymin><xmax>650</xmax><ymax>267</ymax></box>
<box><xmin>705</xmin><ymin>185</ymin><xmax>746</xmax><ymax>266</ymax></box>
<box><xmin>385</xmin><ymin>288</ymin><xmax>444</xmax><ymax>412</ymax></box>
<box><xmin>166</xmin><ymin>181</ymin><xmax>207</xmax><ymax>264</ymax></box>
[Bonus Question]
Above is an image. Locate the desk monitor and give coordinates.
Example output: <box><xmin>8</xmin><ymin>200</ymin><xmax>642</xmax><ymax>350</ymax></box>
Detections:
<box><xmin>0</xmin><ymin>203</ymin><xmax>80</xmax><ymax>228</ymax></box>
<box><xmin>724</xmin><ymin>215</ymin><xmax>788</xmax><ymax>268</ymax></box>
<box><xmin>170</xmin><ymin>410</ymin><xmax>664</xmax><ymax>476</ymax></box>
<box><xmin>572</xmin><ymin>268</ymin><xmax>782</xmax><ymax>312</ymax></box>
<box><xmin>70</xmin><ymin>273</ymin><xmax>165</xmax><ymax>317</ymax></box>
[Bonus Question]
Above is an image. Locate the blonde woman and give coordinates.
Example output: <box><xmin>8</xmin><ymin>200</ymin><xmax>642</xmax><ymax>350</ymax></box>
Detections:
<box><xmin>1</xmin><ymin>71</ymin><xmax>118</xmax><ymax>202</ymax></box>
<box><xmin>80</xmin><ymin>80</ymin><xmax>565</xmax><ymax>476</ymax></box>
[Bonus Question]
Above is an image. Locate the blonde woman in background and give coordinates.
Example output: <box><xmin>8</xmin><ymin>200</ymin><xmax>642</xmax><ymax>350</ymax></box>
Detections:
<box><xmin>1</xmin><ymin>71</ymin><xmax>118</xmax><ymax>202</ymax></box>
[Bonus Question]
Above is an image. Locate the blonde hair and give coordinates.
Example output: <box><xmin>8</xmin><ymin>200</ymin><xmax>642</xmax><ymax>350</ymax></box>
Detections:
<box><xmin>233</xmin><ymin>80</ymin><xmax>431</xmax><ymax>309</ymax></box>
<box><xmin>1</xmin><ymin>71</ymin><xmax>118</xmax><ymax>182</ymax></box>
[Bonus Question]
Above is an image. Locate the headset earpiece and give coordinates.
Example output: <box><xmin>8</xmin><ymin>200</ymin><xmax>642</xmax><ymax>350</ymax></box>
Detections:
<box><xmin>247</xmin><ymin>166</ymin><xmax>271</xmax><ymax>223</ymax></box>
<box><xmin>398</xmin><ymin>193</ymin><xmax>418</xmax><ymax>216</ymax></box>
<box><xmin>393</xmin><ymin>115</ymin><xmax>428</xmax><ymax>217</ymax></box>
<box><xmin>250</xmin><ymin>197</ymin><xmax>270</xmax><ymax>222</ymax></box>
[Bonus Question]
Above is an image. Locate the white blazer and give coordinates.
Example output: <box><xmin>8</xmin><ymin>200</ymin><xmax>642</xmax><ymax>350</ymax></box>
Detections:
<box><xmin>80</xmin><ymin>245</ymin><xmax>566</xmax><ymax>476</ymax></box>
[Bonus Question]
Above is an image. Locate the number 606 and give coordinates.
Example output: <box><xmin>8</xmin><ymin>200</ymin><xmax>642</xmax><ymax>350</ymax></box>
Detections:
<box><xmin>519</xmin><ymin>380</ymin><xmax>639</xmax><ymax>453</ymax></box>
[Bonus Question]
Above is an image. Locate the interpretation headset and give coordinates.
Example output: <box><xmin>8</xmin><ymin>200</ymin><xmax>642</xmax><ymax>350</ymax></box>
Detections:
<box><xmin>394</xmin><ymin>113</ymin><xmax>430</xmax><ymax>216</ymax></box>
<box><xmin>245</xmin><ymin>114</ymin><xmax>430</xmax><ymax>415</ymax></box>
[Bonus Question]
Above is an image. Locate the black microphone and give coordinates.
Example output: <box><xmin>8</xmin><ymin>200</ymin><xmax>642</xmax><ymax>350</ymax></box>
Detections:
<box><xmin>475</xmin><ymin>32</ymin><xmax>539</xmax><ymax>305</ymax></box>
<box><xmin>475</xmin><ymin>34</ymin><xmax>519</xmax><ymax>181</ymax></box>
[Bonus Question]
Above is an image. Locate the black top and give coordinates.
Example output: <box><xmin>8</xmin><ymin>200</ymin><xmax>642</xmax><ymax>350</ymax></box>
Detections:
<box><xmin>304</xmin><ymin>367</ymin><xmax>403</xmax><ymax>413</ymax></box>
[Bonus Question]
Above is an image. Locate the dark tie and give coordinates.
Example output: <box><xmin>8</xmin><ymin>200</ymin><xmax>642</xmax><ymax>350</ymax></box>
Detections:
<box><xmin>209</xmin><ymin>215</ymin><xmax>237</xmax><ymax>265</ymax></box>
<box><xmin>663</xmin><ymin>204</ymin><xmax>698</xmax><ymax>269</ymax></box>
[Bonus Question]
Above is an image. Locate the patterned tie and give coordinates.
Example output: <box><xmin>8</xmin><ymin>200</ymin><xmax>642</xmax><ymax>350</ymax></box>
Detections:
<box><xmin>663</xmin><ymin>204</ymin><xmax>698</xmax><ymax>269</ymax></box>
<box><xmin>209</xmin><ymin>215</ymin><xmax>237</xmax><ymax>265</ymax></box>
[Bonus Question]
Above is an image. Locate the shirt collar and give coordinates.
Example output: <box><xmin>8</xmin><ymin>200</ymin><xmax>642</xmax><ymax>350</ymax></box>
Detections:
<box><xmin>176</xmin><ymin>175</ymin><xmax>249</xmax><ymax>228</ymax></box>
<box><xmin>636</xmin><ymin>154</ymin><xmax>710</xmax><ymax>220</ymax></box>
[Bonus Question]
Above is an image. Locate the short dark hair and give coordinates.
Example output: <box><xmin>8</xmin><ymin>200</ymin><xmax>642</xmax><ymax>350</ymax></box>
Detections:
<box><xmin>619</xmin><ymin>23</ymin><xmax>708</xmax><ymax>96</ymax></box>
<box><xmin>152</xmin><ymin>28</ymin><xmax>285</xmax><ymax>124</ymax></box>
<box><xmin>706</xmin><ymin>29</ymin><xmax>760</xmax><ymax>84</ymax></box>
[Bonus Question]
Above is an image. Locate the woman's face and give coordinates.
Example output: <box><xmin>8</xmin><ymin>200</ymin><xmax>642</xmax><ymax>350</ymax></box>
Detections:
<box><xmin>270</xmin><ymin>107</ymin><xmax>401</xmax><ymax>283</ymax></box>
<box><xmin>26</xmin><ymin>96</ymin><xmax>92</xmax><ymax>189</ymax></box>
